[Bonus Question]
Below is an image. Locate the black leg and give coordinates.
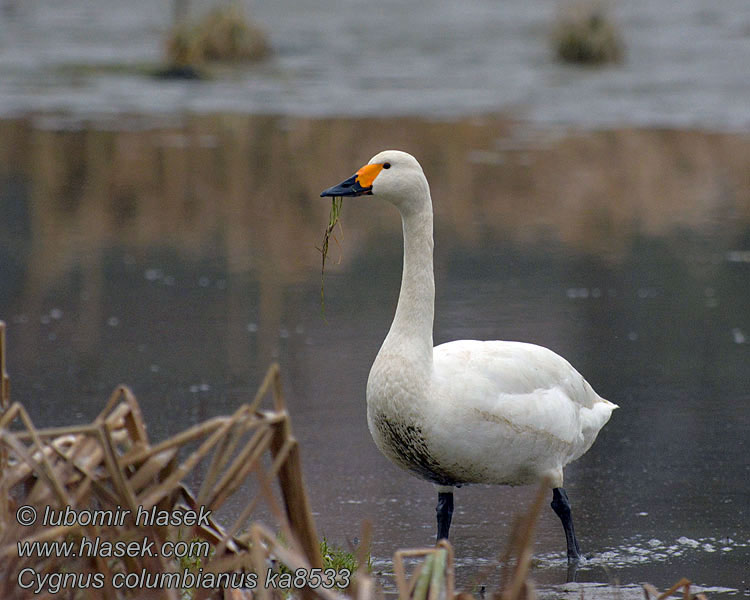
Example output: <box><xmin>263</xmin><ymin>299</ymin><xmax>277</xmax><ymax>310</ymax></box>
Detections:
<box><xmin>436</xmin><ymin>491</ymin><xmax>454</xmax><ymax>542</ymax></box>
<box><xmin>550</xmin><ymin>487</ymin><xmax>582</xmax><ymax>563</ymax></box>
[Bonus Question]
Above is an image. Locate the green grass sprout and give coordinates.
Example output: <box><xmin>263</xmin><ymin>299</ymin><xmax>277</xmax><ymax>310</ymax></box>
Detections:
<box><xmin>318</xmin><ymin>195</ymin><xmax>344</xmax><ymax>316</ymax></box>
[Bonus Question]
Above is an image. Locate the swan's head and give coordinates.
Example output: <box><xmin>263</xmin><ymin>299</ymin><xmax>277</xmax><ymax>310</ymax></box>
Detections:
<box><xmin>320</xmin><ymin>150</ymin><xmax>430</xmax><ymax>212</ymax></box>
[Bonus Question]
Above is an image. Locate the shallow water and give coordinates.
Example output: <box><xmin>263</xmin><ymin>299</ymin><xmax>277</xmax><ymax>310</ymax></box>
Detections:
<box><xmin>1</xmin><ymin>0</ymin><xmax>750</xmax><ymax>128</ymax></box>
<box><xmin>0</xmin><ymin>114</ymin><xmax>749</xmax><ymax>595</ymax></box>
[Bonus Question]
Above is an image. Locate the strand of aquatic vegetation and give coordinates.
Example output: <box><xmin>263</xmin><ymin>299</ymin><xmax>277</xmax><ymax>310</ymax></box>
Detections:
<box><xmin>318</xmin><ymin>195</ymin><xmax>344</xmax><ymax>316</ymax></box>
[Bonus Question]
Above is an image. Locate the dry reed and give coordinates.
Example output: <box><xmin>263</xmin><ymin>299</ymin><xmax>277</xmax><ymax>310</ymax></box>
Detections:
<box><xmin>643</xmin><ymin>578</ymin><xmax>708</xmax><ymax>600</ymax></box>
<box><xmin>0</xmin><ymin>335</ymin><xmax>324</xmax><ymax>599</ymax></box>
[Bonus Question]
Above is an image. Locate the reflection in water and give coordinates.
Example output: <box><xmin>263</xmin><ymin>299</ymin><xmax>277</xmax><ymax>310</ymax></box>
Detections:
<box><xmin>0</xmin><ymin>114</ymin><xmax>748</xmax><ymax>593</ymax></box>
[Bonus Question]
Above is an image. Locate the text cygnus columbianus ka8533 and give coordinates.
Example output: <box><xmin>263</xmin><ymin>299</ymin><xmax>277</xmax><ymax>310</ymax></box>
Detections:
<box><xmin>321</xmin><ymin>150</ymin><xmax>617</xmax><ymax>564</ymax></box>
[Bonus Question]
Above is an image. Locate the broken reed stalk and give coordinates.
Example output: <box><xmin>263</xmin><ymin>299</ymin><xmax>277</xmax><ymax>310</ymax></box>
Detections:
<box><xmin>428</xmin><ymin>548</ymin><xmax>448</xmax><ymax>600</ymax></box>
<box><xmin>0</xmin><ymin>321</ymin><xmax>8</xmax><ymax>411</ymax></box>
<box><xmin>0</xmin><ymin>321</ymin><xmax>8</xmax><ymax>527</ymax></box>
<box><xmin>355</xmin><ymin>519</ymin><xmax>373</xmax><ymax>574</ymax></box>
<box><xmin>412</xmin><ymin>553</ymin><xmax>435</xmax><ymax>600</ymax></box>
<box><xmin>393</xmin><ymin>542</ymin><xmax>453</xmax><ymax>600</ymax></box>
<box><xmin>643</xmin><ymin>578</ymin><xmax>708</xmax><ymax>600</ymax></box>
<box><xmin>318</xmin><ymin>196</ymin><xmax>343</xmax><ymax>316</ymax></box>
<box><xmin>346</xmin><ymin>519</ymin><xmax>374</xmax><ymax>600</ymax></box>
<box><xmin>495</xmin><ymin>479</ymin><xmax>551</xmax><ymax>600</ymax></box>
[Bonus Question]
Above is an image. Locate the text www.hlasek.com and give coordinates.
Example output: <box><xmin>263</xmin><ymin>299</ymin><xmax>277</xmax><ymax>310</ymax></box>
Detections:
<box><xmin>18</xmin><ymin>536</ymin><xmax>209</xmax><ymax>560</ymax></box>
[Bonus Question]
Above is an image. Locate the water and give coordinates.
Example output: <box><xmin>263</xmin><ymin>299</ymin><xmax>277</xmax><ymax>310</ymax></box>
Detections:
<box><xmin>1</xmin><ymin>114</ymin><xmax>748</xmax><ymax>595</ymax></box>
<box><xmin>1</xmin><ymin>0</ymin><xmax>750</xmax><ymax>128</ymax></box>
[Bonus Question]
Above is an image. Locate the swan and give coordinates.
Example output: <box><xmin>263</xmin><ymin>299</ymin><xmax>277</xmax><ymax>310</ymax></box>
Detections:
<box><xmin>320</xmin><ymin>150</ymin><xmax>617</xmax><ymax>562</ymax></box>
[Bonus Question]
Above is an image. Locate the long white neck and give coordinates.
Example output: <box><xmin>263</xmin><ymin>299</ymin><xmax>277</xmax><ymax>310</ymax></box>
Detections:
<box><xmin>379</xmin><ymin>201</ymin><xmax>435</xmax><ymax>368</ymax></box>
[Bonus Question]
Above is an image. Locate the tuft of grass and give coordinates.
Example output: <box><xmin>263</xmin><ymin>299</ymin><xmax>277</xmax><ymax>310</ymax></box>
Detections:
<box><xmin>177</xmin><ymin>534</ymin><xmax>214</xmax><ymax>600</ymax></box>
<box><xmin>276</xmin><ymin>535</ymin><xmax>371</xmax><ymax>592</ymax></box>
<box><xmin>165</xmin><ymin>3</ymin><xmax>271</xmax><ymax>69</ymax></box>
<box><xmin>318</xmin><ymin>196</ymin><xmax>343</xmax><ymax>316</ymax></box>
<box><xmin>319</xmin><ymin>536</ymin><xmax>372</xmax><ymax>574</ymax></box>
<box><xmin>552</xmin><ymin>0</ymin><xmax>624</xmax><ymax>65</ymax></box>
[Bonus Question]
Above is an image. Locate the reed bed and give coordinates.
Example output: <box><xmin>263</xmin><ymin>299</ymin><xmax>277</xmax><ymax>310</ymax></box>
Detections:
<box><xmin>0</xmin><ymin>323</ymin><xmax>322</xmax><ymax>599</ymax></box>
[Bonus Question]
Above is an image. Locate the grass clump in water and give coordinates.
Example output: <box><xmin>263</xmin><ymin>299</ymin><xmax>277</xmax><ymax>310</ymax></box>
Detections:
<box><xmin>552</xmin><ymin>0</ymin><xmax>624</xmax><ymax>65</ymax></box>
<box><xmin>165</xmin><ymin>3</ymin><xmax>271</xmax><ymax>71</ymax></box>
<box><xmin>176</xmin><ymin>533</ymin><xmax>214</xmax><ymax>600</ymax></box>
<box><xmin>319</xmin><ymin>536</ymin><xmax>371</xmax><ymax>575</ymax></box>
<box><xmin>277</xmin><ymin>535</ymin><xmax>371</xmax><ymax>592</ymax></box>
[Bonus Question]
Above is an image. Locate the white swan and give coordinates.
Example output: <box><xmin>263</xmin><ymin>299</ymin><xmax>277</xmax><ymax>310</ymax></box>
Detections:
<box><xmin>321</xmin><ymin>150</ymin><xmax>617</xmax><ymax>561</ymax></box>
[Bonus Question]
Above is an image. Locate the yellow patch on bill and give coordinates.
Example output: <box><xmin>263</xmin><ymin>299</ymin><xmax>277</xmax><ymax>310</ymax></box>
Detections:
<box><xmin>355</xmin><ymin>163</ymin><xmax>384</xmax><ymax>189</ymax></box>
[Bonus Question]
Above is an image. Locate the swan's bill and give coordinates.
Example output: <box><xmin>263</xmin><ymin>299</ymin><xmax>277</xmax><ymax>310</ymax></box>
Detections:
<box><xmin>320</xmin><ymin>163</ymin><xmax>385</xmax><ymax>197</ymax></box>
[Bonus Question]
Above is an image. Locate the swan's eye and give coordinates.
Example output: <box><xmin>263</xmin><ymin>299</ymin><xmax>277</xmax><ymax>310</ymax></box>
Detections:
<box><xmin>383</xmin><ymin>162</ymin><xmax>391</xmax><ymax>169</ymax></box>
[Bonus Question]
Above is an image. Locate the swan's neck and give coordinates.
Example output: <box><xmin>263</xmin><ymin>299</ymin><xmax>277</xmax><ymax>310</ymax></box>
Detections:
<box><xmin>380</xmin><ymin>206</ymin><xmax>435</xmax><ymax>368</ymax></box>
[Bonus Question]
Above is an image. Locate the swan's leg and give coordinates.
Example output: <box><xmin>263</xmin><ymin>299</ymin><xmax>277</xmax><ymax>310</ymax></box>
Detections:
<box><xmin>550</xmin><ymin>488</ymin><xmax>582</xmax><ymax>562</ymax></box>
<box><xmin>436</xmin><ymin>487</ymin><xmax>454</xmax><ymax>541</ymax></box>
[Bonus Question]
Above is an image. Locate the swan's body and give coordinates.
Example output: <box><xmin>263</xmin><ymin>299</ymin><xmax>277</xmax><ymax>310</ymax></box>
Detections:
<box><xmin>321</xmin><ymin>150</ymin><xmax>617</xmax><ymax>561</ymax></box>
<box><xmin>369</xmin><ymin>339</ymin><xmax>614</xmax><ymax>488</ymax></box>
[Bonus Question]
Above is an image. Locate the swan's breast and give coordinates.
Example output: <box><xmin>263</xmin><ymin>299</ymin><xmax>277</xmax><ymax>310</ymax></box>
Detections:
<box><xmin>367</xmin><ymin>358</ymin><xmax>459</xmax><ymax>485</ymax></box>
<box><xmin>369</xmin><ymin>411</ymin><xmax>457</xmax><ymax>485</ymax></box>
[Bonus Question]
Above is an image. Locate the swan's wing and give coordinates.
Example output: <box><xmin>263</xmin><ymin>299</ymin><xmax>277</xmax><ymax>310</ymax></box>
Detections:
<box><xmin>432</xmin><ymin>339</ymin><xmax>616</xmax><ymax>458</ymax></box>
<box><xmin>434</xmin><ymin>340</ymin><xmax>600</xmax><ymax>405</ymax></box>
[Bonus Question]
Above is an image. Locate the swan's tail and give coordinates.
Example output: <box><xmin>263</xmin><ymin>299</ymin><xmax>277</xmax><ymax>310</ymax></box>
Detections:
<box><xmin>576</xmin><ymin>395</ymin><xmax>617</xmax><ymax>460</ymax></box>
<box><xmin>598</xmin><ymin>395</ymin><xmax>619</xmax><ymax>410</ymax></box>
